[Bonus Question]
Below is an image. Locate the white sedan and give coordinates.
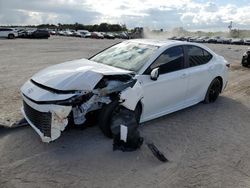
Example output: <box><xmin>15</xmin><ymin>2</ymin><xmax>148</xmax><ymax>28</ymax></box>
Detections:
<box><xmin>21</xmin><ymin>39</ymin><xmax>229</xmax><ymax>142</ymax></box>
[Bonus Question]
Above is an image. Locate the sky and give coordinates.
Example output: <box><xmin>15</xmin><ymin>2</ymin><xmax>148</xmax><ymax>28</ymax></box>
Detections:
<box><xmin>0</xmin><ymin>0</ymin><xmax>250</xmax><ymax>31</ymax></box>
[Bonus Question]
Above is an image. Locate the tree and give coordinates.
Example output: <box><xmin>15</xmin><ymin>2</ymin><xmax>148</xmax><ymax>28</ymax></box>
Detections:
<box><xmin>98</xmin><ymin>23</ymin><xmax>109</xmax><ymax>32</ymax></box>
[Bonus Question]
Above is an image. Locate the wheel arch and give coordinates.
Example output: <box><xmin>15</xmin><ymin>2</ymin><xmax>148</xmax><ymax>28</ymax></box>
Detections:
<box><xmin>214</xmin><ymin>76</ymin><xmax>223</xmax><ymax>92</ymax></box>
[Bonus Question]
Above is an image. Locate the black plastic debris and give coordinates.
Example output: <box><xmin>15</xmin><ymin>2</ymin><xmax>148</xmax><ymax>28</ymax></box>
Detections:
<box><xmin>146</xmin><ymin>142</ymin><xmax>168</xmax><ymax>162</ymax></box>
<box><xmin>10</xmin><ymin>118</ymin><xmax>28</xmax><ymax>128</ymax></box>
<box><xmin>111</xmin><ymin>108</ymin><xmax>143</xmax><ymax>152</ymax></box>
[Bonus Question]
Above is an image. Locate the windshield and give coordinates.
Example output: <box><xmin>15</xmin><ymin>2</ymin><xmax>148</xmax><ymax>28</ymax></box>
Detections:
<box><xmin>90</xmin><ymin>42</ymin><xmax>158</xmax><ymax>72</ymax></box>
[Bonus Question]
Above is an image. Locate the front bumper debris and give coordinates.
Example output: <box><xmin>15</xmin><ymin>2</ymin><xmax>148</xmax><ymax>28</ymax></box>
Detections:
<box><xmin>22</xmin><ymin>95</ymin><xmax>72</xmax><ymax>143</ymax></box>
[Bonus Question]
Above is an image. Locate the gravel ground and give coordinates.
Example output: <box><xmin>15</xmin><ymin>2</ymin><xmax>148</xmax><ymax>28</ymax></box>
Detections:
<box><xmin>0</xmin><ymin>36</ymin><xmax>250</xmax><ymax>188</ymax></box>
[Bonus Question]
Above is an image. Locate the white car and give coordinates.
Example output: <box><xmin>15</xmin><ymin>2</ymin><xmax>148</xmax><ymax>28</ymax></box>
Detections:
<box><xmin>0</xmin><ymin>28</ymin><xmax>18</xmax><ymax>39</ymax></box>
<box><xmin>21</xmin><ymin>39</ymin><xmax>229</xmax><ymax>142</ymax></box>
<box><xmin>79</xmin><ymin>31</ymin><xmax>91</xmax><ymax>38</ymax></box>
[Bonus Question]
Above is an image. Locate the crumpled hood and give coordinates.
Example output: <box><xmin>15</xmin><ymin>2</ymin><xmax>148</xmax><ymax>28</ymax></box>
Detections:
<box><xmin>32</xmin><ymin>58</ymin><xmax>132</xmax><ymax>91</ymax></box>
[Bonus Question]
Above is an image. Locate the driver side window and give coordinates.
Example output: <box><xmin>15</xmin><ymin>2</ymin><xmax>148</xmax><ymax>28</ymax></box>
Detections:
<box><xmin>150</xmin><ymin>46</ymin><xmax>184</xmax><ymax>74</ymax></box>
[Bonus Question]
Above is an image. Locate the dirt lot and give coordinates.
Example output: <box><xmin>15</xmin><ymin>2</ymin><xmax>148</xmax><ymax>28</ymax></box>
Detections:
<box><xmin>0</xmin><ymin>37</ymin><xmax>250</xmax><ymax>188</ymax></box>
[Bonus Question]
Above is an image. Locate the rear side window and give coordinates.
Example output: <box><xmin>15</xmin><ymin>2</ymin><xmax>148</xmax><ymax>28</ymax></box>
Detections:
<box><xmin>186</xmin><ymin>45</ymin><xmax>213</xmax><ymax>67</ymax></box>
<box><xmin>149</xmin><ymin>46</ymin><xmax>184</xmax><ymax>74</ymax></box>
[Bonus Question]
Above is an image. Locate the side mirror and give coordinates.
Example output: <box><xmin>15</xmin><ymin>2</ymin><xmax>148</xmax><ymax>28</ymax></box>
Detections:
<box><xmin>150</xmin><ymin>68</ymin><xmax>159</xmax><ymax>81</ymax></box>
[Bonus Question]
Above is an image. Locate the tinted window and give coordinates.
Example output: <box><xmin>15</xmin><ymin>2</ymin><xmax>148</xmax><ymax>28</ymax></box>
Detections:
<box><xmin>150</xmin><ymin>46</ymin><xmax>184</xmax><ymax>74</ymax></box>
<box><xmin>187</xmin><ymin>45</ymin><xmax>212</xmax><ymax>67</ymax></box>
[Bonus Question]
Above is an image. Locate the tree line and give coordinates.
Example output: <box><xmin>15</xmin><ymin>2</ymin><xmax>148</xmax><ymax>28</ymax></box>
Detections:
<box><xmin>1</xmin><ymin>23</ymin><xmax>127</xmax><ymax>32</ymax></box>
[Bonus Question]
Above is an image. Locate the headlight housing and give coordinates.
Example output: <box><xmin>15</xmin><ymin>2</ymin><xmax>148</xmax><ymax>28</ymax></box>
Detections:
<box><xmin>55</xmin><ymin>92</ymin><xmax>93</xmax><ymax>106</ymax></box>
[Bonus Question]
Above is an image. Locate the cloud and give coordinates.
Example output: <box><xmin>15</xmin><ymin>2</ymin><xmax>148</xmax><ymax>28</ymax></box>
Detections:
<box><xmin>179</xmin><ymin>2</ymin><xmax>250</xmax><ymax>30</ymax></box>
<box><xmin>0</xmin><ymin>0</ymin><xmax>250</xmax><ymax>30</ymax></box>
<box><xmin>0</xmin><ymin>0</ymin><xmax>101</xmax><ymax>25</ymax></box>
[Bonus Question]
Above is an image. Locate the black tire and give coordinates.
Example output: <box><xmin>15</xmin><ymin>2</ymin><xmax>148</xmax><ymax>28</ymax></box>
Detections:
<box><xmin>98</xmin><ymin>100</ymin><xmax>141</xmax><ymax>138</ymax></box>
<box><xmin>241</xmin><ymin>59</ymin><xmax>248</xmax><ymax>67</ymax></box>
<box><xmin>8</xmin><ymin>34</ymin><xmax>15</xmax><ymax>39</ymax></box>
<box><xmin>204</xmin><ymin>78</ymin><xmax>221</xmax><ymax>104</ymax></box>
<box><xmin>242</xmin><ymin>61</ymin><xmax>248</xmax><ymax>67</ymax></box>
<box><xmin>242</xmin><ymin>63</ymin><xmax>248</xmax><ymax>67</ymax></box>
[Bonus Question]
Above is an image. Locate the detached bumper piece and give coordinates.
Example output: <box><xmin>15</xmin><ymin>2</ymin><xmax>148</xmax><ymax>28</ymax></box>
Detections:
<box><xmin>23</xmin><ymin>101</ymin><xmax>52</xmax><ymax>137</ymax></box>
<box><xmin>22</xmin><ymin>96</ymin><xmax>72</xmax><ymax>143</ymax></box>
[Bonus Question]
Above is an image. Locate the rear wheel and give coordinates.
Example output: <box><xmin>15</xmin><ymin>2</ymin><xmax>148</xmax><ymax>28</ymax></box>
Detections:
<box><xmin>8</xmin><ymin>34</ymin><xmax>15</xmax><ymax>39</ymax></box>
<box><xmin>204</xmin><ymin>78</ymin><xmax>221</xmax><ymax>103</ymax></box>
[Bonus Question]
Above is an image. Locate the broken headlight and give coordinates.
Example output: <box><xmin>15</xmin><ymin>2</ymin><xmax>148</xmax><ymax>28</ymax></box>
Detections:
<box><xmin>55</xmin><ymin>92</ymin><xmax>93</xmax><ymax>106</ymax></box>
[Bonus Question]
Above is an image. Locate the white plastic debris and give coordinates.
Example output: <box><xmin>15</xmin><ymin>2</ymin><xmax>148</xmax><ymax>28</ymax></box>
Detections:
<box><xmin>120</xmin><ymin>124</ymin><xmax>128</xmax><ymax>142</ymax></box>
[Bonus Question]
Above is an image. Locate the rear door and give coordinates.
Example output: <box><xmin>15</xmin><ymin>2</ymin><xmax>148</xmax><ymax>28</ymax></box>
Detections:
<box><xmin>184</xmin><ymin>45</ymin><xmax>213</xmax><ymax>102</ymax></box>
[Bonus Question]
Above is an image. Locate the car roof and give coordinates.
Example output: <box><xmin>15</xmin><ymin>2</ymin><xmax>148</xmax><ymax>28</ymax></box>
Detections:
<box><xmin>127</xmin><ymin>39</ymin><xmax>216</xmax><ymax>56</ymax></box>
<box><xmin>129</xmin><ymin>39</ymin><xmax>181</xmax><ymax>47</ymax></box>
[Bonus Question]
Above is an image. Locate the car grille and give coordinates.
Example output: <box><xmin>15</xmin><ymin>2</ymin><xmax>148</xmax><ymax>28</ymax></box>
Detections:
<box><xmin>23</xmin><ymin>101</ymin><xmax>51</xmax><ymax>137</ymax></box>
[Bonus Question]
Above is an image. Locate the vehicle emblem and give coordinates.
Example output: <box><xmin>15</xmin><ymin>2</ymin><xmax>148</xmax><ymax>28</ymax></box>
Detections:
<box><xmin>27</xmin><ymin>88</ymin><xmax>33</xmax><ymax>94</ymax></box>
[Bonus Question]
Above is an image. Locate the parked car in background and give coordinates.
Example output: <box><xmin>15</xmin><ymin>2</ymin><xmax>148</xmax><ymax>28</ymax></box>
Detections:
<box><xmin>216</xmin><ymin>37</ymin><xmax>224</xmax><ymax>44</ymax></box>
<box><xmin>196</xmin><ymin>36</ymin><xmax>209</xmax><ymax>43</ymax></box>
<box><xmin>20</xmin><ymin>39</ymin><xmax>229</xmax><ymax>142</ymax></box>
<box><xmin>222</xmin><ymin>38</ymin><xmax>232</xmax><ymax>44</ymax></box>
<box><xmin>71</xmin><ymin>31</ymin><xmax>82</xmax><ymax>37</ymax></box>
<box><xmin>244</xmin><ymin>38</ymin><xmax>250</xmax><ymax>45</ymax></box>
<box><xmin>91</xmin><ymin>32</ymin><xmax>104</xmax><ymax>39</ymax></box>
<box><xmin>169</xmin><ymin>36</ymin><xmax>177</xmax><ymax>40</ymax></box>
<box><xmin>242</xmin><ymin>48</ymin><xmax>250</xmax><ymax>67</ymax></box>
<box><xmin>50</xmin><ymin>30</ymin><xmax>56</xmax><ymax>35</ymax></box>
<box><xmin>231</xmin><ymin>38</ymin><xmax>244</xmax><ymax>45</ymax></box>
<box><xmin>78</xmin><ymin>30</ymin><xmax>91</xmax><ymax>38</ymax></box>
<box><xmin>207</xmin><ymin>37</ymin><xmax>218</xmax><ymax>43</ymax></box>
<box><xmin>119</xmin><ymin>32</ymin><xmax>129</xmax><ymax>39</ymax></box>
<box><xmin>57</xmin><ymin>31</ymin><xmax>65</xmax><ymax>36</ymax></box>
<box><xmin>31</xmin><ymin>30</ymin><xmax>50</xmax><ymax>39</ymax></box>
<box><xmin>17</xmin><ymin>29</ymin><xmax>27</xmax><ymax>37</ymax></box>
<box><xmin>188</xmin><ymin>36</ymin><xmax>199</xmax><ymax>42</ymax></box>
<box><xmin>0</xmin><ymin>28</ymin><xmax>18</xmax><ymax>39</ymax></box>
<box><xmin>64</xmin><ymin>30</ymin><xmax>74</xmax><ymax>36</ymax></box>
<box><xmin>103</xmin><ymin>33</ymin><xmax>115</xmax><ymax>39</ymax></box>
<box><xmin>19</xmin><ymin>29</ymin><xmax>50</xmax><ymax>39</ymax></box>
<box><xmin>175</xmin><ymin>36</ymin><xmax>186</xmax><ymax>41</ymax></box>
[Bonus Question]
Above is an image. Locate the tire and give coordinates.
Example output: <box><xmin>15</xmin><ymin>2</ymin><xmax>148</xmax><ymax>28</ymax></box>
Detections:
<box><xmin>241</xmin><ymin>59</ymin><xmax>248</xmax><ymax>67</ymax></box>
<box><xmin>242</xmin><ymin>63</ymin><xmax>248</xmax><ymax>67</ymax></box>
<box><xmin>204</xmin><ymin>78</ymin><xmax>222</xmax><ymax>104</ymax></box>
<box><xmin>98</xmin><ymin>100</ymin><xmax>141</xmax><ymax>138</ymax></box>
<box><xmin>8</xmin><ymin>34</ymin><xmax>15</xmax><ymax>39</ymax></box>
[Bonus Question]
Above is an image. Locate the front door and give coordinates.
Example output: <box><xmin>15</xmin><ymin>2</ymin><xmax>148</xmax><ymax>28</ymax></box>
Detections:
<box><xmin>139</xmin><ymin>46</ymin><xmax>189</xmax><ymax>122</ymax></box>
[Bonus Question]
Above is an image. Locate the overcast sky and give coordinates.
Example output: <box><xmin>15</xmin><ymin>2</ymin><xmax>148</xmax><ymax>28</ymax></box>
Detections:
<box><xmin>0</xmin><ymin>0</ymin><xmax>250</xmax><ymax>31</ymax></box>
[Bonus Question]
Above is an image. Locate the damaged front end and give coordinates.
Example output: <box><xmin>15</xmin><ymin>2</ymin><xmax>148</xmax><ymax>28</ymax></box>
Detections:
<box><xmin>21</xmin><ymin>72</ymin><xmax>138</xmax><ymax>143</ymax></box>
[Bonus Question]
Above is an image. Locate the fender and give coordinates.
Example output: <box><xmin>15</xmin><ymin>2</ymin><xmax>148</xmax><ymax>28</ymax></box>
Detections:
<box><xmin>119</xmin><ymin>81</ymin><xmax>143</xmax><ymax>111</ymax></box>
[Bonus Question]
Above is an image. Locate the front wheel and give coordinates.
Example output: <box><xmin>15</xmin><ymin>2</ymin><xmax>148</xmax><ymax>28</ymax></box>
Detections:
<box><xmin>242</xmin><ymin>61</ymin><xmax>248</xmax><ymax>67</ymax></box>
<box><xmin>8</xmin><ymin>34</ymin><xmax>15</xmax><ymax>39</ymax></box>
<box><xmin>98</xmin><ymin>100</ymin><xmax>141</xmax><ymax>138</ymax></box>
<box><xmin>204</xmin><ymin>78</ymin><xmax>221</xmax><ymax>103</ymax></box>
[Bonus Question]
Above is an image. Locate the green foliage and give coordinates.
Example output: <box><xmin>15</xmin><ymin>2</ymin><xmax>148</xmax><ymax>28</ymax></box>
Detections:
<box><xmin>1</xmin><ymin>22</ymin><xmax>127</xmax><ymax>32</ymax></box>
